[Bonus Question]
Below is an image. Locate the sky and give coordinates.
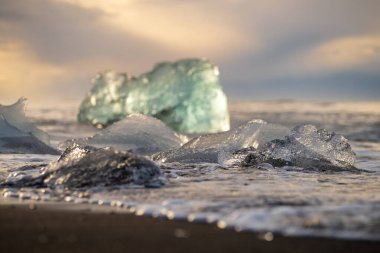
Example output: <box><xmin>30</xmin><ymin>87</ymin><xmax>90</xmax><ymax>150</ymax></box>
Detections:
<box><xmin>0</xmin><ymin>0</ymin><xmax>380</xmax><ymax>103</ymax></box>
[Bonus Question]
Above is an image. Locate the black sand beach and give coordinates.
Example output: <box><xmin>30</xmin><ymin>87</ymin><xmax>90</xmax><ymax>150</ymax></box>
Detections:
<box><xmin>0</xmin><ymin>202</ymin><xmax>379</xmax><ymax>253</ymax></box>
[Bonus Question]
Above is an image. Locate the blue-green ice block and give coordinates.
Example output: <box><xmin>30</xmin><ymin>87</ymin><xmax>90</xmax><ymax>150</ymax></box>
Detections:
<box><xmin>78</xmin><ymin>58</ymin><xmax>230</xmax><ymax>133</ymax></box>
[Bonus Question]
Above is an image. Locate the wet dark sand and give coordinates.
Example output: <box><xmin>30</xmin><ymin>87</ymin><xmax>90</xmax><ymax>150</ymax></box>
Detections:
<box><xmin>0</xmin><ymin>202</ymin><xmax>379</xmax><ymax>253</ymax></box>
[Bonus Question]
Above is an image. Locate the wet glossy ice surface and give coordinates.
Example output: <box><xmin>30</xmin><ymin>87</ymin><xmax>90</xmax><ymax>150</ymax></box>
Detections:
<box><xmin>1</xmin><ymin>100</ymin><xmax>380</xmax><ymax>240</ymax></box>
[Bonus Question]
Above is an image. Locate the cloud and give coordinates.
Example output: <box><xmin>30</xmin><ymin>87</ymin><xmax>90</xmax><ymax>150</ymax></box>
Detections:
<box><xmin>0</xmin><ymin>0</ymin><xmax>173</xmax><ymax>67</ymax></box>
<box><xmin>57</xmin><ymin>0</ymin><xmax>253</xmax><ymax>56</ymax></box>
<box><xmin>303</xmin><ymin>36</ymin><xmax>380</xmax><ymax>71</ymax></box>
<box><xmin>0</xmin><ymin>0</ymin><xmax>379</xmax><ymax>101</ymax></box>
<box><xmin>0</xmin><ymin>0</ymin><xmax>180</xmax><ymax>99</ymax></box>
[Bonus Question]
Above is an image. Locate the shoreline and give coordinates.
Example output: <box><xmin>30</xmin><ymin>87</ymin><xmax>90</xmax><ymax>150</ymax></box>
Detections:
<box><xmin>0</xmin><ymin>201</ymin><xmax>379</xmax><ymax>253</ymax></box>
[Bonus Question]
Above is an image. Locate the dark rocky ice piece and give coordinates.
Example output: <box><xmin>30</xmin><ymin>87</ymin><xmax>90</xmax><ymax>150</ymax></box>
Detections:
<box><xmin>2</xmin><ymin>145</ymin><xmax>163</xmax><ymax>189</ymax></box>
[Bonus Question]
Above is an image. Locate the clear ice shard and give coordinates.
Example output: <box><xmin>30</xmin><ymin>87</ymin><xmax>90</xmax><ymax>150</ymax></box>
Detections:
<box><xmin>182</xmin><ymin>119</ymin><xmax>290</xmax><ymax>151</ymax></box>
<box><xmin>2</xmin><ymin>145</ymin><xmax>163</xmax><ymax>189</ymax></box>
<box><xmin>0</xmin><ymin>98</ymin><xmax>49</xmax><ymax>144</ymax></box>
<box><xmin>77</xmin><ymin>58</ymin><xmax>230</xmax><ymax>134</ymax></box>
<box><xmin>0</xmin><ymin>98</ymin><xmax>58</xmax><ymax>154</ymax></box>
<box><xmin>154</xmin><ymin>119</ymin><xmax>290</xmax><ymax>164</ymax></box>
<box><xmin>61</xmin><ymin>114</ymin><xmax>186</xmax><ymax>155</ymax></box>
<box><xmin>243</xmin><ymin>125</ymin><xmax>357</xmax><ymax>170</ymax></box>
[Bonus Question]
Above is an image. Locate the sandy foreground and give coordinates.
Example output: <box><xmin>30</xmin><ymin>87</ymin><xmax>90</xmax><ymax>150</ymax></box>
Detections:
<box><xmin>0</xmin><ymin>200</ymin><xmax>379</xmax><ymax>253</ymax></box>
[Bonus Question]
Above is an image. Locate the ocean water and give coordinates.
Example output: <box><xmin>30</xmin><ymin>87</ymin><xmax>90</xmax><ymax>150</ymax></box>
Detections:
<box><xmin>1</xmin><ymin>100</ymin><xmax>380</xmax><ymax>240</ymax></box>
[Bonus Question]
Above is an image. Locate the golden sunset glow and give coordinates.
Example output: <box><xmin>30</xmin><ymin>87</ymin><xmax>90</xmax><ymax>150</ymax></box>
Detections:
<box><xmin>0</xmin><ymin>41</ymin><xmax>63</xmax><ymax>101</ymax></box>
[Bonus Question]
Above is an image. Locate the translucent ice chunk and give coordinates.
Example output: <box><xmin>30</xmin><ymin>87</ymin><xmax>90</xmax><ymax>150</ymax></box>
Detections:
<box><xmin>0</xmin><ymin>99</ymin><xmax>58</xmax><ymax>154</ymax></box>
<box><xmin>0</xmin><ymin>98</ymin><xmax>50</xmax><ymax>144</ymax></box>
<box><xmin>182</xmin><ymin>119</ymin><xmax>289</xmax><ymax>151</ymax></box>
<box><xmin>154</xmin><ymin>119</ymin><xmax>289</xmax><ymax>164</ymax></box>
<box><xmin>243</xmin><ymin>125</ymin><xmax>357</xmax><ymax>170</ymax></box>
<box><xmin>78</xmin><ymin>58</ymin><xmax>230</xmax><ymax>134</ymax></box>
<box><xmin>62</xmin><ymin>114</ymin><xmax>185</xmax><ymax>155</ymax></box>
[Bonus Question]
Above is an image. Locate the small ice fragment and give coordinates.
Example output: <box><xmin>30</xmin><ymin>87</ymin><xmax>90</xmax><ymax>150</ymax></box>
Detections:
<box><xmin>182</xmin><ymin>119</ymin><xmax>290</xmax><ymax>151</ymax></box>
<box><xmin>154</xmin><ymin>148</ymin><xmax>221</xmax><ymax>164</ymax></box>
<box><xmin>0</xmin><ymin>98</ymin><xmax>58</xmax><ymax>154</ymax></box>
<box><xmin>243</xmin><ymin>125</ymin><xmax>357</xmax><ymax>170</ymax></box>
<box><xmin>61</xmin><ymin>114</ymin><xmax>185</xmax><ymax>155</ymax></box>
<box><xmin>78</xmin><ymin>58</ymin><xmax>230</xmax><ymax>134</ymax></box>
